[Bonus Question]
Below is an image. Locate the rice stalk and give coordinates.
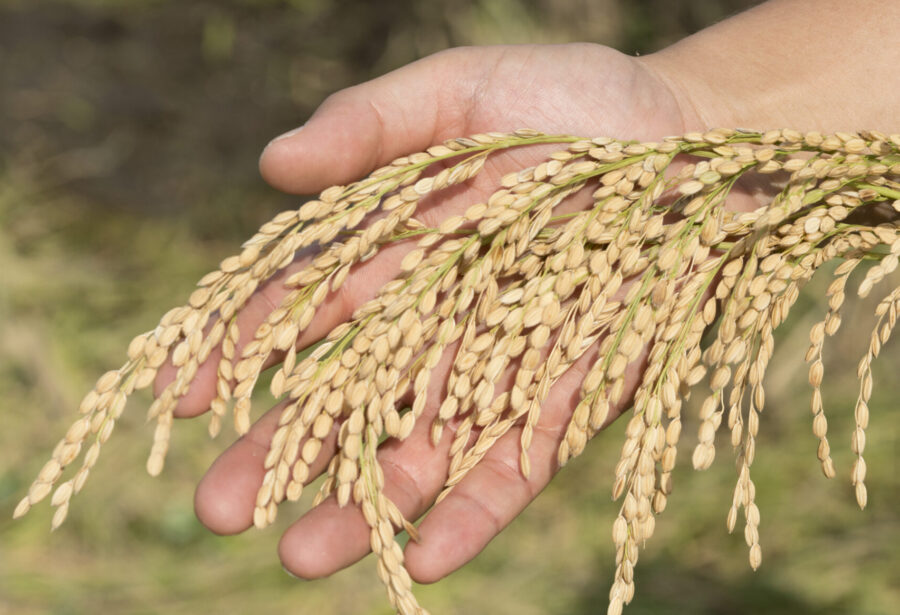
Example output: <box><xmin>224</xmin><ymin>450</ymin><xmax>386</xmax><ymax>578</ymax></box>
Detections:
<box><xmin>15</xmin><ymin>128</ymin><xmax>900</xmax><ymax>615</ymax></box>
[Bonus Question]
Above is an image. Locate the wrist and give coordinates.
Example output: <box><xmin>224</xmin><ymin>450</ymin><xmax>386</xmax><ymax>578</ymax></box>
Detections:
<box><xmin>632</xmin><ymin>53</ymin><xmax>715</xmax><ymax>134</ymax></box>
<box><xmin>636</xmin><ymin>0</ymin><xmax>900</xmax><ymax>133</ymax></box>
<box><xmin>636</xmin><ymin>44</ymin><xmax>802</xmax><ymax>134</ymax></box>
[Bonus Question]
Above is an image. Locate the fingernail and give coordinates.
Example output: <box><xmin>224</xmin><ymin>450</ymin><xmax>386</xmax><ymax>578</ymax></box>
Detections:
<box><xmin>282</xmin><ymin>564</ymin><xmax>306</xmax><ymax>581</ymax></box>
<box><xmin>270</xmin><ymin>124</ymin><xmax>305</xmax><ymax>145</ymax></box>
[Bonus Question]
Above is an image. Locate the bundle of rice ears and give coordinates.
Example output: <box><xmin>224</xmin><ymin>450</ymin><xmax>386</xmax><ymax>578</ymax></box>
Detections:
<box><xmin>16</xmin><ymin>128</ymin><xmax>900</xmax><ymax>615</ymax></box>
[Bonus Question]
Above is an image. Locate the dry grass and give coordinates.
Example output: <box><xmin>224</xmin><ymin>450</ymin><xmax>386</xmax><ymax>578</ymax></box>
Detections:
<box><xmin>13</xmin><ymin>128</ymin><xmax>900</xmax><ymax>614</ymax></box>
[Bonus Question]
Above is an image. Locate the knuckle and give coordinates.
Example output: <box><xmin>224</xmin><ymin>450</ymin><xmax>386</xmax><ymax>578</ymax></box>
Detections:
<box><xmin>380</xmin><ymin>457</ymin><xmax>425</xmax><ymax>514</ymax></box>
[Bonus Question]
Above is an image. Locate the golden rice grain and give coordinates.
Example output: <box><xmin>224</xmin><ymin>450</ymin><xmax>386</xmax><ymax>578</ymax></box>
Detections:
<box><xmin>15</xmin><ymin>129</ymin><xmax>900</xmax><ymax>615</ymax></box>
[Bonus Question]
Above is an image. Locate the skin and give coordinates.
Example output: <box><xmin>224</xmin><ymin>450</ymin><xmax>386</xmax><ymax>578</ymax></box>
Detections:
<box><xmin>155</xmin><ymin>0</ymin><xmax>900</xmax><ymax>586</ymax></box>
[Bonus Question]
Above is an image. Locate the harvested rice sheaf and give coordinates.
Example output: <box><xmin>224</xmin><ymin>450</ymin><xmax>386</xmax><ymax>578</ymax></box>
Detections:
<box><xmin>16</xmin><ymin>129</ymin><xmax>900</xmax><ymax>615</ymax></box>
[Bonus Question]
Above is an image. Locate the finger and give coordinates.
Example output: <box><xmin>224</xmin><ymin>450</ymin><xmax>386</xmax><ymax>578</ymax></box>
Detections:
<box><xmin>154</xmin><ymin>239</ymin><xmax>411</xmax><ymax>418</ymax></box>
<box><xmin>193</xmin><ymin>397</ymin><xmax>340</xmax><ymax>535</ymax></box>
<box><xmin>258</xmin><ymin>47</ymin><xmax>489</xmax><ymax>194</ymax></box>
<box><xmin>403</xmin><ymin>347</ymin><xmax>639</xmax><ymax>584</ymax></box>
<box><xmin>276</xmin><ymin>412</ymin><xmax>456</xmax><ymax>579</ymax></box>
<box><xmin>193</xmin><ymin>321</ymin><xmax>460</xmax><ymax>538</ymax></box>
<box><xmin>258</xmin><ymin>43</ymin><xmax>697</xmax><ymax>196</ymax></box>
<box><xmin>273</xmin><ymin>331</ymin><xmax>462</xmax><ymax>577</ymax></box>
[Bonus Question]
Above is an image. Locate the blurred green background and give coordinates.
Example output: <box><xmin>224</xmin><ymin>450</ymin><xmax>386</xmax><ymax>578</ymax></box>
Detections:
<box><xmin>1</xmin><ymin>1</ymin><xmax>898</xmax><ymax>613</ymax></box>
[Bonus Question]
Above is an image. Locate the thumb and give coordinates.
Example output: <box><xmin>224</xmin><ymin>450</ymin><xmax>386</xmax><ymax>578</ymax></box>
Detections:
<box><xmin>259</xmin><ymin>49</ymin><xmax>484</xmax><ymax>194</ymax></box>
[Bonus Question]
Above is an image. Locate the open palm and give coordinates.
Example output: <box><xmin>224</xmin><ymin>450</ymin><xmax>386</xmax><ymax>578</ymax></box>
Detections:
<box><xmin>159</xmin><ymin>44</ymin><xmax>699</xmax><ymax>582</ymax></box>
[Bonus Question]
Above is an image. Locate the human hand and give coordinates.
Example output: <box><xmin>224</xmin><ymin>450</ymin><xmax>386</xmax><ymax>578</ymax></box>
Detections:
<box><xmin>156</xmin><ymin>43</ymin><xmax>714</xmax><ymax>583</ymax></box>
<box><xmin>146</xmin><ymin>0</ymin><xmax>900</xmax><ymax>588</ymax></box>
